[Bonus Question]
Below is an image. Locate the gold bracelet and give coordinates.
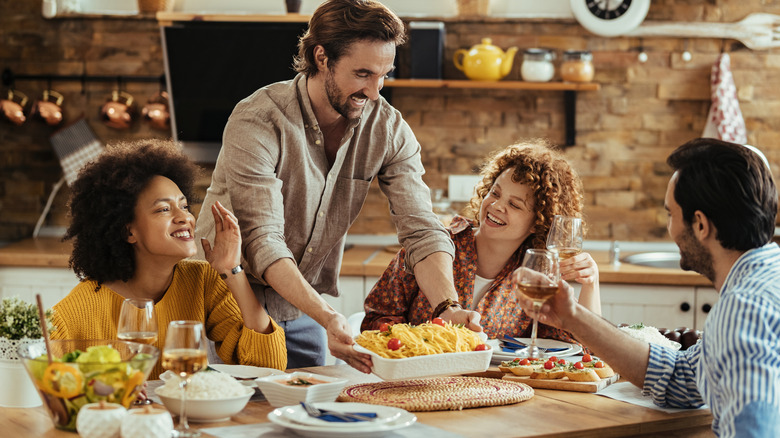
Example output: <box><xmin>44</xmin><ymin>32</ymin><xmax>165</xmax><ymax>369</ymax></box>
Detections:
<box><xmin>432</xmin><ymin>298</ymin><xmax>462</xmax><ymax>318</ymax></box>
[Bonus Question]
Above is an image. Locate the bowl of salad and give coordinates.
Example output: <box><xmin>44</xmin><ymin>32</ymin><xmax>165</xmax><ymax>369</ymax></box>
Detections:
<box><xmin>17</xmin><ymin>339</ymin><xmax>159</xmax><ymax>431</ymax></box>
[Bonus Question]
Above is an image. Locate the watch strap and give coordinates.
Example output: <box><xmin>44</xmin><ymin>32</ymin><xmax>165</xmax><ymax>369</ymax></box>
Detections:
<box><xmin>219</xmin><ymin>264</ymin><xmax>244</xmax><ymax>280</ymax></box>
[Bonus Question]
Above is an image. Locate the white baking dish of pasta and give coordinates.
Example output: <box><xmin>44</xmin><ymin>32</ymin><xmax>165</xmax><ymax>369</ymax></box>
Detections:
<box><xmin>353</xmin><ymin>343</ymin><xmax>492</xmax><ymax>381</ymax></box>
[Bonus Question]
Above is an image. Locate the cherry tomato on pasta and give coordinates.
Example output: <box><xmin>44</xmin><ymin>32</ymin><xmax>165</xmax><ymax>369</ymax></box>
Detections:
<box><xmin>474</xmin><ymin>344</ymin><xmax>489</xmax><ymax>351</ymax></box>
<box><xmin>432</xmin><ymin>317</ymin><xmax>445</xmax><ymax>326</ymax></box>
<box><xmin>387</xmin><ymin>338</ymin><xmax>403</xmax><ymax>351</ymax></box>
<box><xmin>379</xmin><ymin>323</ymin><xmax>390</xmax><ymax>332</ymax></box>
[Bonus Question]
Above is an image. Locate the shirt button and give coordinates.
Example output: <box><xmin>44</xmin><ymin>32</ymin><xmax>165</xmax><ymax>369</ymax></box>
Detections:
<box><xmin>314</xmin><ymin>126</ymin><xmax>320</xmax><ymax>132</ymax></box>
<box><xmin>307</xmin><ymin>247</ymin><xmax>313</xmax><ymax>253</ymax></box>
<box><xmin>315</xmin><ymin>139</ymin><xmax>321</xmax><ymax>145</ymax></box>
<box><xmin>318</xmin><ymin>211</ymin><xmax>324</xmax><ymax>217</ymax></box>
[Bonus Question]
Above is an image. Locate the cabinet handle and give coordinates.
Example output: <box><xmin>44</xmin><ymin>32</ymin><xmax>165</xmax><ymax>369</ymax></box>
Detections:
<box><xmin>702</xmin><ymin>303</ymin><xmax>712</xmax><ymax>313</ymax></box>
<box><xmin>680</xmin><ymin>302</ymin><xmax>691</xmax><ymax>312</ymax></box>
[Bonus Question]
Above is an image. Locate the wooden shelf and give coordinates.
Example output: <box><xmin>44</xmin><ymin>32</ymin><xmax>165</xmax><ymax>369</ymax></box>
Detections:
<box><xmin>156</xmin><ymin>12</ymin><xmax>310</xmax><ymax>26</ymax></box>
<box><xmin>382</xmin><ymin>79</ymin><xmax>600</xmax><ymax>147</ymax></box>
<box><xmin>383</xmin><ymin>79</ymin><xmax>600</xmax><ymax>91</ymax></box>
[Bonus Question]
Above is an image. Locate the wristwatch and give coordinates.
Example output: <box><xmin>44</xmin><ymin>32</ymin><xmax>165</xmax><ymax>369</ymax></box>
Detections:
<box><xmin>219</xmin><ymin>264</ymin><xmax>244</xmax><ymax>280</ymax></box>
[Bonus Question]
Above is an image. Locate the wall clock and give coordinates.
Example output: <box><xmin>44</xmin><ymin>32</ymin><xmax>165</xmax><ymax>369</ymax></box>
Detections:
<box><xmin>569</xmin><ymin>0</ymin><xmax>651</xmax><ymax>37</ymax></box>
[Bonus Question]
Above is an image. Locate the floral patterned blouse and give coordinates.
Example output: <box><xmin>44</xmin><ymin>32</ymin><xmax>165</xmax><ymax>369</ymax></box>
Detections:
<box><xmin>362</xmin><ymin>215</ymin><xmax>580</xmax><ymax>345</ymax></box>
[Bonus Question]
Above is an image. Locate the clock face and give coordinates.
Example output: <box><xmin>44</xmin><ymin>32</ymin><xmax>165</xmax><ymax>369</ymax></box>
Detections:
<box><xmin>570</xmin><ymin>0</ymin><xmax>650</xmax><ymax>37</ymax></box>
<box><xmin>587</xmin><ymin>0</ymin><xmax>631</xmax><ymax>20</ymax></box>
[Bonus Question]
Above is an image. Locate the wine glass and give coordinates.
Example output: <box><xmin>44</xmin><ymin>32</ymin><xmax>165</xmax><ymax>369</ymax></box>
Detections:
<box><xmin>514</xmin><ymin>249</ymin><xmax>560</xmax><ymax>359</ymax></box>
<box><xmin>117</xmin><ymin>298</ymin><xmax>158</xmax><ymax>405</ymax></box>
<box><xmin>546</xmin><ymin>215</ymin><xmax>583</xmax><ymax>261</ymax></box>
<box><xmin>162</xmin><ymin>320</ymin><xmax>208</xmax><ymax>438</ymax></box>
<box><xmin>117</xmin><ymin>298</ymin><xmax>158</xmax><ymax>346</ymax></box>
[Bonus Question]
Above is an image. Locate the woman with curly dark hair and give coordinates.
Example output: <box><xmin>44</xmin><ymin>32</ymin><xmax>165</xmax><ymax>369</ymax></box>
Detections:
<box><xmin>51</xmin><ymin>140</ymin><xmax>286</xmax><ymax>379</ymax></box>
<box><xmin>362</xmin><ymin>140</ymin><xmax>601</xmax><ymax>342</ymax></box>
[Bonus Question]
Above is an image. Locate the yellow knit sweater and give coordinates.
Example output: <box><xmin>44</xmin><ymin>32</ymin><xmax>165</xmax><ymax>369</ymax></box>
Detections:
<box><xmin>51</xmin><ymin>260</ymin><xmax>287</xmax><ymax>379</ymax></box>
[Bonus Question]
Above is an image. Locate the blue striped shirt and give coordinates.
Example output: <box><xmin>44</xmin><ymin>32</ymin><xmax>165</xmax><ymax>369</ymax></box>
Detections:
<box><xmin>643</xmin><ymin>243</ymin><xmax>780</xmax><ymax>437</ymax></box>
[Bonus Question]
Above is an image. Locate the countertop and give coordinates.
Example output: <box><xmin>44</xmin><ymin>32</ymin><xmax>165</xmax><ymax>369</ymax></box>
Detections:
<box><xmin>0</xmin><ymin>238</ymin><xmax>711</xmax><ymax>286</ymax></box>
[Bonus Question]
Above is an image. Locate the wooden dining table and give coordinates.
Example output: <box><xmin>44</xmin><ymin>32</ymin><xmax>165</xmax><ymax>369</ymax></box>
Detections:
<box><xmin>1</xmin><ymin>364</ymin><xmax>714</xmax><ymax>438</ymax></box>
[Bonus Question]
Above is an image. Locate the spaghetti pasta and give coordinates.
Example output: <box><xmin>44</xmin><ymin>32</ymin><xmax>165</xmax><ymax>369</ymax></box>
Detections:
<box><xmin>356</xmin><ymin>321</ymin><xmax>483</xmax><ymax>359</ymax></box>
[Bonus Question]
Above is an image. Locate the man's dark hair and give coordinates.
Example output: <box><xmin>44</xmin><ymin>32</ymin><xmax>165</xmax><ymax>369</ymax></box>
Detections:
<box><xmin>667</xmin><ymin>138</ymin><xmax>777</xmax><ymax>250</ymax></box>
<box><xmin>293</xmin><ymin>0</ymin><xmax>406</xmax><ymax>77</ymax></box>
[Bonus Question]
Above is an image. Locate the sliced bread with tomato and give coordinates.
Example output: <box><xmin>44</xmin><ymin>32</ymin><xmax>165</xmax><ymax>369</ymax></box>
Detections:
<box><xmin>564</xmin><ymin>361</ymin><xmax>600</xmax><ymax>382</ymax></box>
<box><xmin>580</xmin><ymin>354</ymin><xmax>616</xmax><ymax>379</ymax></box>
<box><xmin>529</xmin><ymin>357</ymin><xmax>568</xmax><ymax>379</ymax></box>
<box><xmin>505</xmin><ymin>358</ymin><xmax>545</xmax><ymax>376</ymax></box>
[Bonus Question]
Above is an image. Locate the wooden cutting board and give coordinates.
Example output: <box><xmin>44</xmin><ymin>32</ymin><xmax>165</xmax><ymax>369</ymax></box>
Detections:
<box><xmin>502</xmin><ymin>372</ymin><xmax>619</xmax><ymax>393</ymax></box>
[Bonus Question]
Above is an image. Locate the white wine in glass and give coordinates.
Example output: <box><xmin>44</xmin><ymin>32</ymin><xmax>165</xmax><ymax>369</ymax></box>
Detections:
<box><xmin>117</xmin><ymin>298</ymin><xmax>158</xmax><ymax>345</ymax></box>
<box><xmin>546</xmin><ymin>215</ymin><xmax>583</xmax><ymax>260</ymax></box>
<box><xmin>163</xmin><ymin>320</ymin><xmax>207</xmax><ymax>438</ymax></box>
<box><xmin>514</xmin><ymin>249</ymin><xmax>560</xmax><ymax>359</ymax></box>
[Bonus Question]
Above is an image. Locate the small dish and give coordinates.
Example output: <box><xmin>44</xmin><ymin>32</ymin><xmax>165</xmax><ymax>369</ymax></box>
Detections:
<box><xmin>255</xmin><ymin>372</ymin><xmax>348</xmax><ymax>408</ymax></box>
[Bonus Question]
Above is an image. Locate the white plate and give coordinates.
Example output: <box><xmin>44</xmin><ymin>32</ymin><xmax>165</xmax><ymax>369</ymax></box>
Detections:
<box><xmin>208</xmin><ymin>364</ymin><xmax>285</xmax><ymax>386</ymax></box>
<box><xmin>278</xmin><ymin>402</ymin><xmax>403</xmax><ymax>428</ymax></box>
<box><xmin>488</xmin><ymin>338</ymin><xmax>583</xmax><ymax>362</ymax></box>
<box><xmin>267</xmin><ymin>402</ymin><xmax>416</xmax><ymax>437</ymax></box>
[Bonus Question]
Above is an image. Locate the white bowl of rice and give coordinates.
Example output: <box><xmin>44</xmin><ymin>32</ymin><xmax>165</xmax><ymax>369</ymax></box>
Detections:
<box><xmin>155</xmin><ymin>370</ymin><xmax>254</xmax><ymax>422</ymax></box>
<box><xmin>619</xmin><ymin>323</ymin><xmax>682</xmax><ymax>350</ymax></box>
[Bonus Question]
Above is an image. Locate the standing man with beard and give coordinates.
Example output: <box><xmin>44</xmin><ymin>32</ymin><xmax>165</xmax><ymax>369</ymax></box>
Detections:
<box><xmin>514</xmin><ymin>138</ymin><xmax>780</xmax><ymax>437</ymax></box>
<box><xmin>196</xmin><ymin>0</ymin><xmax>480</xmax><ymax>372</ymax></box>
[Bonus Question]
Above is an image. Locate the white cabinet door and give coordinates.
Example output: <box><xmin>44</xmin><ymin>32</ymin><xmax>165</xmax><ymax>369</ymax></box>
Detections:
<box><xmin>694</xmin><ymin>287</ymin><xmax>720</xmax><ymax>331</ymax></box>
<box><xmin>0</xmin><ymin>267</ymin><xmax>80</xmax><ymax>310</ymax></box>
<box><xmin>600</xmin><ymin>284</ymin><xmax>696</xmax><ymax>329</ymax></box>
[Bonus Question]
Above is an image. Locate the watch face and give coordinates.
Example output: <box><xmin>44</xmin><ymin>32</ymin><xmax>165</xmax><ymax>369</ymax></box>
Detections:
<box><xmin>587</xmin><ymin>0</ymin><xmax>631</xmax><ymax>20</ymax></box>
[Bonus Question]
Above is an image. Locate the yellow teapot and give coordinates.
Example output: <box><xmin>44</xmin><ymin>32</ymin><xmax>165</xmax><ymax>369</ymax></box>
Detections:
<box><xmin>454</xmin><ymin>38</ymin><xmax>519</xmax><ymax>81</ymax></box>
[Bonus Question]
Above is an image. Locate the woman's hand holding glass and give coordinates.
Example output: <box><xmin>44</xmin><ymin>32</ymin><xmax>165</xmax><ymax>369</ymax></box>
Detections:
<box><xmin>512</xmin><ymin>249</ymin><xmax>560</xmax><ymax>359</ymax></box>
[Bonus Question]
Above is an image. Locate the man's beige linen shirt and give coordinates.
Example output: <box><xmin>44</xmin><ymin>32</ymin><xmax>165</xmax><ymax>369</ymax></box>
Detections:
<box><xmin>196</xmin><ymin>74</ymin><xmax>454</xmax><ymax>321</ymax></box>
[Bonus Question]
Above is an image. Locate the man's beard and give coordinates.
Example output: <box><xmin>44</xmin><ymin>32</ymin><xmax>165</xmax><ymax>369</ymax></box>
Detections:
<box><xmin>325</xmin><ymin>70</ymin><xmax>364</xmax><ymax>122</ymax></box>
<box><xmin>678</xmin><ymin>224</ymin><xmax>716</xmax><ymax>282</ymax></box>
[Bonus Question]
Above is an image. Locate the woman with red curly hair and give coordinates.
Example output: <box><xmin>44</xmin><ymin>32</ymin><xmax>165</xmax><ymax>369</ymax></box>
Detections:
<box><xmin>362</xmin><ymin>140</ymin><xmax>601</xmax><ymax>342</ymax></box>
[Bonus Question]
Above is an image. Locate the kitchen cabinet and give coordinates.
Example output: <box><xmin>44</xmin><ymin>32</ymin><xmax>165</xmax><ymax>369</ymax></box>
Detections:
<box><xmin>600</xmin><ymin>284</ymin><xmax>719</xmax><ymax>331</ymax></box>
<box><xmin>0</xmin><ymin>267</ymin><xmax>79</xmax><ymax>310</ymax></box>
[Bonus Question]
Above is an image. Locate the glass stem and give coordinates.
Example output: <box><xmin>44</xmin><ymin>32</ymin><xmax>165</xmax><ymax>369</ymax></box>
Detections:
<box><xmin>530</xmin><ymin>303</ymin><xmax>541</xmax><ymax>347</ymax></box>
<box><xmin>177</xmin><ymin>377</ymin><xmax>190</xmax><ymax>432</ymax></box>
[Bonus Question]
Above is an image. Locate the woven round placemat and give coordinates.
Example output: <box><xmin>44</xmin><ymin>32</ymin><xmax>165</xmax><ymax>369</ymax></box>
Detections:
<box><xmin>337</xmin><ymin>376</ymin><xmax>534</xmax><ymax>411</ymax></box>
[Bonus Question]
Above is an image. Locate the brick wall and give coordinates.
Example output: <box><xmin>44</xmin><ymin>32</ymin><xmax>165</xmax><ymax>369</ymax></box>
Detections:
<box><xmin>1</xmin><ymin>0</ymin><xmax>779</xmax><ymax>242</ymax></box>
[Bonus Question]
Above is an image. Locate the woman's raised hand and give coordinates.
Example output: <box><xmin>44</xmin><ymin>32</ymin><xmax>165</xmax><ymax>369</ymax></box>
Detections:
<box><xmin>200</xmin><ymin>201</ymin><xmax>242</xmax><ymax>275</ymax></box>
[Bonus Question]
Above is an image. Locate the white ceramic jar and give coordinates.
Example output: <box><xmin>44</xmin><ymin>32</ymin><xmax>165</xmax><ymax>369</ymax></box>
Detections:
<box><xmin>76</xmin><ymin>402</ymin><xmax>126</xmax><ymax>438</ymax></box>
<box><xmin>520</xmin><ymin>48</ymin><xmax>555</xmax><ymax>82</ymax></box>
<box><xmin>120</xmin><ymin>407</ymin><xmax>174</xmax><ymax>438</ymax></box>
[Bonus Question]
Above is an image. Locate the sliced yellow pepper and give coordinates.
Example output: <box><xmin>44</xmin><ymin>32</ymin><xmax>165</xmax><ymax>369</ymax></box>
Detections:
<box><xmin>41</xmin><ymin>363</ymin><xmax>83</xmax><ymax>399</ymax></box>
<box><xmin>121</xmin><ymin>371</ymin><xmax>145</xmax><ymax>407</ymax></box>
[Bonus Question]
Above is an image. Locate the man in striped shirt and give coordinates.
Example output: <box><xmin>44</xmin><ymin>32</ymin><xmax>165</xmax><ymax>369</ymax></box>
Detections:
<box><xmin>514</xmin><ymin>138</ymin><xmax>780</xmax><ymax>437</ymax></box>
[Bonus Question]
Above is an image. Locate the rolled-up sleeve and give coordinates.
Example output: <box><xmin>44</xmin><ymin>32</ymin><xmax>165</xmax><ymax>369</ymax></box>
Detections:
<box><xmin>643</xmin><ymin>342</ymin><xmax>705</xmax><ymax>408</ymax></box>
<box><xmin>378</xmin><ymin>117</ymin><xmax>454</xmax><ymax>271</ymax></box>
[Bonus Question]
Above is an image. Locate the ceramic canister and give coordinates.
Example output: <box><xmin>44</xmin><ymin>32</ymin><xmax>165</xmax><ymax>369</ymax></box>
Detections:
<box><xmin>76</xmin><ymin>402</ymin><xmax>127</xmax><ymax>438</ymax></box>
<box><xmin>120</xmin><ymin>407</ymin><xmax>174</xmax><ymax>438</ymax></box>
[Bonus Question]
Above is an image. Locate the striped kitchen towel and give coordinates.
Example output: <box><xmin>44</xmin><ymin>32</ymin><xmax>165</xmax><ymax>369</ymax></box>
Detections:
<box><xmin>49</xmin><ymin>118</ymin><xmax>103</xmax><ymax>186</ymax></box>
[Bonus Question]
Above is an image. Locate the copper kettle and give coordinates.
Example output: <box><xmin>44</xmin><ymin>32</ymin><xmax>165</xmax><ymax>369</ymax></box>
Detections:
<box><xmin>101</xmin><ymin>90</ymin><xmax>134</xmax><ymax>130</ymax></box>
<box><xmin>32</xmin><ymin>89</ymin><xmax>64</xmax><ymax>126</ymax></box>
<box><xmin>141</xmin><ymin>91</ymin><xmax>170</xmax><ymax>130</ymax></box>
<box><xmin>0</xmin><ymin>89</ymin><xmax>28</xmax><ymax>126</ymax></box>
